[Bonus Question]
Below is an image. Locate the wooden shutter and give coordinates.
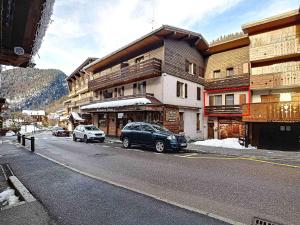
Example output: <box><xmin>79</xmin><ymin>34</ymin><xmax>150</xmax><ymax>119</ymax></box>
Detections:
<box><xmin>196</xmin><ymin>113</ymin><xmax>200</xmax><ymax>131</ymax></box>
<box><xmin>185</xmin><ymin>60</ymin><xmax>189</xmax><ymax>73</ymax></box>
<box><xmin>193</xmin><ymin>63</ymin><xmax>196</xmax><ymax>75</ymax></box>
<box><xmin>133</xmin><ymin>83</ymin><xmax>137</xmax><ymax>95</ymax></box>
<box><xmin>209</xmin><ymin>96</ymin><xmax>214</xmax><ymax>106</ymax></box>
<box><xmin>176</xmin><ymin>81</ymin><xmax>180</xmax><ymax>97</ymax></box>
<box><xmin>239</xmin><ymin>94</ymin><xmax>246</xmax><ymax>104</ymax></box>
<box><xmin>197</xmin><ymin>87</ymin><xmax>201</xmax><ymax>100</ymax></box>
<box><xmin>185</xmin><ymin>83</ymin><xmax>188</xmax><ymax>98</ymax></box>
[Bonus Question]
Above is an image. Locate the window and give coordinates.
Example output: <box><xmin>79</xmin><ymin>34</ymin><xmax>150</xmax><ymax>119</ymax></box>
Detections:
<box><xmin>280</xmin><ymin>93</ymin><xmax>291</xmax><ymax>102</ymax></box>
<box><xmin>114</xmin><ymin>88</ymin><xmax>118</xmax><ymax>98</ymax></box>
<box><xmin>225</xmin><ymin>94</ymin><xmax>234</xmax><ymax>105</ymax></box>
<box><xmin>199</xmin><ymin>66</ymin><xmax>205</xmax><ymax>78</ymax></box>
<box><xmin>121</xmin><ymin>62</ymin><xmax>129</xmax><ymax>69</ymax></box>
<box><xmin>213</xmin><ymin>70</ymin><xmax>221</xmax><ymax>78</ymax></box>
<box><xmin>135</xmin><ymin>56</ymin><xmax>144</xmax><ymax>63</ymax></box>
<box><xmin>141</xmin><ymin>124</ymin><xmax>154</xmax><ymax>132</ymax></box>
<box><xmin>214</xmin><ymin>95</ymin><xmax>222</xmax><ymax>106</ymax></box>
<box><xmin>185</xmin><ymin>83</ymin><xmax>188</xmax><ymax>98</ymax></box>
<box><xmin>197</xmin><ymin>87</ymin><xmax>201</xmax><ymax>100</ymax></box>
<box><xmin>103</xmin><ymin>90</ymin><xmax>113</xmax><ymax>99</ymax></box>
<box><xmin>118</xmin><ymin>86</ymin><xmax>124</xmax><ymax>97</ymax></box>
<box><xmin>185</xmin><ymin>60</ymin><xmax>196</xmax><ymax>75</ymax></box>
<box><xmin>196</xmin><ymin>113</ymin><xmax>200</xmax><ymax>131</ymax></box>
<box><xmin>138</xmin><ymin>81</ymin><xmax>146</xmax><ymax>94</ymax></box>
<box><xmin>177</xmin><ymin>81</ymin><xmax>184</xmax><ymax>98</ymax></box>
<box><xmin>133</xmin><ymin>83</ymin><xmax>137</xmax><ymax>95</ymax></box>
<box><xmin>226</xmin><ymin>68</ymin><xmax>234</xmax><ymax>77</ymax></box>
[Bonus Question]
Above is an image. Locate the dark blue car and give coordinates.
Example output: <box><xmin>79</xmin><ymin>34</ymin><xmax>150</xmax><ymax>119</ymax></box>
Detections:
<box><xmin>120</xmin><ymin>122</ymin><xmax>187</xmax><ymax>153</ymax></box>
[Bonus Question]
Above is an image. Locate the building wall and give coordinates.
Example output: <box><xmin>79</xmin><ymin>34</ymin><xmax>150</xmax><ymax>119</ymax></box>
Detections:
<box><xmin>163</xmin><ymin>38</ymin><xmax>205</xmax><ymax>84</ymax></box>
<box><xmin>205</xmin><ymin>46</ymin><xmax>250</xmax><ymax>80</ymax></box>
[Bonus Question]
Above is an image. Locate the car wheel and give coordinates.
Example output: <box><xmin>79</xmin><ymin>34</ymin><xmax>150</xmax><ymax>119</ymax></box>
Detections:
<box><xmin>155</xmin><ymin>140</ymin><xmax>165</xmax><ymax>153</ymax></box>
<box><xmin>99</xmin><ymin>139</ymin><xmax>104</xmax><ymax>143</ymax></box>
<box><xmin>73</xmin><ymin>134</ymin><xmax>77</xmax><ymax>142</ymax></box>
<box><xmin>122</xmin><ymin>137</ymin><xmax>131</xmax><ymax>148</ymax></box>
<box><xmin>84</xmin><ymin>135</ymin><xmax>89</xmax><ymax>143</ymax></box>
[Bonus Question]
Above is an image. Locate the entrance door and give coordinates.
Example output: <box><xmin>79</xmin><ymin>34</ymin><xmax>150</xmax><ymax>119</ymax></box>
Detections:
<box><xmin>208</xmin><ymin>123</ymin><xmax>214</xmax><ymax>139</ymax></box>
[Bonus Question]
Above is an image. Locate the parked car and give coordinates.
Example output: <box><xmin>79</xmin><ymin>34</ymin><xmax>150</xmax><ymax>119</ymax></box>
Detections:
<box><xmin>52</xmin><ymin>126</ymin><xmax>70</xmax><ymax>137</ymax></box>
<box><xmin>73</xmin><ymin>125</ymin><xmax>105</xmax><ymax>143</ymax></box>
<box><xmin>120</xmin><ymin>122</ymin><xmax>187</xmax><ymax>153</ymax></box>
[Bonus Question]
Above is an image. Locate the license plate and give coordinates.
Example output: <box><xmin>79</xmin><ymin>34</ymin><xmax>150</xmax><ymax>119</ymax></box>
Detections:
<box><xmin>180</xmin><ymin>143</ymin><xmax>187</xmax><ymax>147</ymax></box>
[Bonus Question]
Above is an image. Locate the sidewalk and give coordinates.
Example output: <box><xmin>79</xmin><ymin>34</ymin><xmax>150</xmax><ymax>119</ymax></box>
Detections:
<box><xmin>0</xmin><ymin>140</ymin><xmax>57</xmax><ymax>225</ymax></box>
<box><xmin>187</xmin><ymin>143</ymin><xmax>300</xmax><ymax>161</ymax></box>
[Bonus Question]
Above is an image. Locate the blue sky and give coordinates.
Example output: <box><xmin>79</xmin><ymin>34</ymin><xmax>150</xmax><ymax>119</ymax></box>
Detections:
<box><xmin>34</xmin><ymin>0</ymin><xmax>300</xmax><ymax>75</ymax></box>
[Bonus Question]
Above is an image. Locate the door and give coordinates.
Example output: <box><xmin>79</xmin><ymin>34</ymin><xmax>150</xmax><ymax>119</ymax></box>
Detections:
<box><xmin>129</xmin><ymin>123</ymin><xmax>141</xmax><ymax>145</ymax></box>
<box><xmin>208</xmin><ymin>123</ymin><xmax>214</xmax><ymax>139</ymax></box>
<box><xmin>140</xmin><ymin>124</ymin><xmax>154</xmax><ymax>146</ymax></box>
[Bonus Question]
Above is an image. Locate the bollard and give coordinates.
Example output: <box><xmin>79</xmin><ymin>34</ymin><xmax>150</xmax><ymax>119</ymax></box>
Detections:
<box><xmin>30</xmin><ymin>137</ymin><xmax>35</xmax><ymax>152</ymax></box>
<box><xmin>21</xmin><ymin>135</ymin><xmax>25</xmax><ymax>146</ymax></box>
<box><xmin>17</xmin><ymin>133</ymin><xmax>21</xmax><ymax>143</ymax></box>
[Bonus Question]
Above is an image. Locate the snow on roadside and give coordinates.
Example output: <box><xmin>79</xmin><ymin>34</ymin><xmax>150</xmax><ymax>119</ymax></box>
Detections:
<box><xmin>20</xmin><ymin>125</ymin><xmax>41</xmax><ymax>134</ymax></box>
<box><xmin>0</xmin><ymin>188</ymin><xmax>20</xmax><ymax>207</ymax></box>
<box><xmin>192</xmin><ymin>138</ymin><xmax>256</xmax><ymax>150</ymax></box>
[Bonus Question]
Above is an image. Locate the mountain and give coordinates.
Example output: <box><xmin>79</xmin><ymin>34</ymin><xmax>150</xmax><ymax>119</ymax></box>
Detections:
<box><xmin>0</xmin><ymin>68</ymin><xmax>68</xmax><ymax>111</ymax></box>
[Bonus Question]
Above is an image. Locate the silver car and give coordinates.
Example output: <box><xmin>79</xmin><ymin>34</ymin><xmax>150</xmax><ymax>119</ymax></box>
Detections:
<box><xmin>73</xmin><ymin>125</ymin><xmax>105</xmax><ymax>143</ymax></box>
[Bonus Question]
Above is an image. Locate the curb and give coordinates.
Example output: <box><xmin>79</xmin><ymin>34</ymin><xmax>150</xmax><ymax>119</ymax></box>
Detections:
<box><xmin>8</xmin><ymin>176</ymin><xmax>36</xmax><ymax>203</ymax></box>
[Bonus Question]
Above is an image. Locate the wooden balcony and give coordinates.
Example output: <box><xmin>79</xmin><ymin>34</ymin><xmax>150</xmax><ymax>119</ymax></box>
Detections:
<box><xmin>242</xmin><ymin>101</ymin><xmax>300</xmax><ymax>122</ymax></box>
<box><xmin>75</xmin><ymin>97</ymin><xmax>93</xmax><ymax>106</ymax></box>
<box><xmin>205</xmin><ymin>74</ymin><xmax>249</xmax><ymax>90</ymax></box>
<box><xmin>89</xmin><ymin>58</ymin><xmax>162</xmax><ymax>91</ymax></box>
<box><xmin>250</xmin><ymin>72</ymin><xmax>300</xmax><ymax>90</ymax></box>
<box><xmin>205</xmin><ymin>105</ymin><xmax>242</xmax><ymax>115</ymax></box>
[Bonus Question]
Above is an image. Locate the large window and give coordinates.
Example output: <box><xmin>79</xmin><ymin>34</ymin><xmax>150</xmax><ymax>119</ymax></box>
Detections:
<box><xmin>226</xmin><ymin>68</ymin><xmax>234</xmax><ymax>77</ymax></box>
<box><xmin>185</xmin><ymin>60</ymin><xmax>196</xmax><ymax>75</ymax></box>
<box><xmin>214</xmin><ymin>95</ymin><xmax>222</xmax><ymax>106</ymax></box>
<box><xmin>118</xmin><ymin>86</ymin><xmax>124</xmax><ymax>97</ymax></box>
<box><xmin>138</xmin><ymin>81</ymin><xmax>146</xmax><ymax>94</ymax></box>
<box><xmin>176</xmin><ymin>81</ymin><xmax>187</xmax><ymax>98</ymax></box>
<box><xmin>225</xmin><ymin>94</ymin><xmax>234</xmax><ymax>105</ymax></box>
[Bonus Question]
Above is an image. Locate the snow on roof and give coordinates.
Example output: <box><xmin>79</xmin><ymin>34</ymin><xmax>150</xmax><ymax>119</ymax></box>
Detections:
<box><xmin>22</xmin><ymin>110</ymin><xmax>45</xmax><ymax>116</ymax></box>
<box><xmin>71</xmin><ymin>112</ymin><xmax>85</xmax><ymax>121</ymax></box>
<box><xmin>81</xmin><ymin>98</ymin><xmax>152</xmax><ymax>110</ymax></box>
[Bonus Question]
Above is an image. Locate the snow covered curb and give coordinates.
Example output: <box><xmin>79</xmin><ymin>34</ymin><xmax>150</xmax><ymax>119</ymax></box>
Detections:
<box><xmin>192</xmin><ymin>138</ymin><xmax>256</xmax><ymax>150</ymax></box>
<box><xmin>8</xmin><ymin>176</ymin><xmax>36</xmax><ymax>203</ymax></box>
<box><xmin>0</xmin><ymin>187</ymin><xmax>20</xmax><ymax>207</ymax></box>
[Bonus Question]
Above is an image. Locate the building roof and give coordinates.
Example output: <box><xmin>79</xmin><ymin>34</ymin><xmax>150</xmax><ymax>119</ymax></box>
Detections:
<box><xmin>22</xmin><ymin>110</ymin><xmax>45</xmax><ymax>116</ymax></box>
<box><xmin>66</xmin><ymin>57</ymin><xmax>98</xmax><ymax>81</ymax></box>
<box><xmin>206</xmin><ymin>34</ymin><xmax>249</xmax><ymax>54</ymax></box>
<box><xmin>242</xmin><ymin>8</ymin><xmax>300</xmax><ymax>34</ymax></box>
<box><xmin>84</xmin><ymin>25</ymin><xmax>209</xmax><ymax>73</ymax></box>
<box><xmin>0</xmin><ymin>0</ymin><xmax>55</xmax><ymax>67</ymax></box>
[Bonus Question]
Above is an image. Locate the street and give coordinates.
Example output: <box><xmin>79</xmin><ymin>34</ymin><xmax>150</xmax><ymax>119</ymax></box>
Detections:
<box><xmin>20</xmin><ymin>131</ymin><xmax>300</xmax><ymax>225</ymax></box>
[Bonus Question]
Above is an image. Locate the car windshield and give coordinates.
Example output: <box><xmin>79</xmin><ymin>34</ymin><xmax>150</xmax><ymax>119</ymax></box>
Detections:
<box><xmin>152</xmin><ymin>124</ymin><xmax>169</xmax><ymax>132</ymax></box>
<box><xmin>84</xmin><ymin>126</ymin><xmax>99</xmax><ymax>131</ymax></box>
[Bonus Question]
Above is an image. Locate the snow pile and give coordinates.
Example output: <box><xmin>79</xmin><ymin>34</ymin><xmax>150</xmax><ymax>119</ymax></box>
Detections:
<box><xmin>81</xmin><ymin>98</ymin><xmax>151</xmax><ymax>110</ymax></box>
<box><xmin>193</xmin><ymin>138</ymin><xmax>256</xmax><ymax>149</ymax></box>
<box><xmin>71</xmin><ymin>112</ymin><xmax>84</xmax><ymax>121</ymax></box>
<box><xmin>0</xmin><ymin>188</ymin><xmax>20</xmax><ymax>207</ymax></box>
<box><xmin>20</xmin><ymin>125</ymin><xmax>41</xmax><ymax>134</ymax></box>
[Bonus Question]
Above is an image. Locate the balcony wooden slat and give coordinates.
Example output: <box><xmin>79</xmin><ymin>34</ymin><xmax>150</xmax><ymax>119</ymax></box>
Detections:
<box><xmin>243</xmin><ymin>101</ymin><xmax>300</xmax><ymax>122</ymax></box>
<box><xmin>205</xmin><ymin>74</ymin><xmax>249</xmax><ymax>90</ymax></box>
<box><xmin>89</xmin><ymin>58</ymin><xmax>162</xmax><ymax>91</ymax></box>
<box><xmin>205</xmin><ymin>105</ymin><xmax>242</xmax><ymax>115</ymax></box>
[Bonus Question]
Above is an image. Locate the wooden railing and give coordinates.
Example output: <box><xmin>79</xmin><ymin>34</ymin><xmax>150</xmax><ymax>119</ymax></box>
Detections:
<box><xmin>205</xmin><ymin>74</ymin><xmax>249</xmax><ymax>90</ymax></box>
<box><xmin>242</xmin><ymin>101</ymin><xmax>300</xmax><ymax>122</ymax></box>
<box><xmin>89</xmin><ymin>58</ymin><xmax>162</xmax><ymax>91</ymax></box>
<box><xmin>75</xmin><ymin>97</ymin><xmax>93</xmax><ymax>106</ymax></box>
<box><xmin>250</xmin><ymin>72</ymin><xmax>300</xmax><ymax>89</ymax></box>
<box><xmin>205</xmin><ymin>105</ymin><xmax>242</xmax><ymax>115</ymax></box>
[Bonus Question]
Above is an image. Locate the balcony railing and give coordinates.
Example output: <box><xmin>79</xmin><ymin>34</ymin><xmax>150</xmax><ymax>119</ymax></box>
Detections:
<box><xmin>205</xmin><ymin>74</ymin><xmax>249</xmax><ymax>90</ymax></box>
<box><xmin>89</xmin><ymin>58</ymin><xmax>162</xmax><ymax>91</ymax></box>
<box><xmin>242</xmin><ymin>101</ymin><xmax>300</xmax><ymax>122</ymax></box>
<box><xmin>205</xmin><ymin>105</ymin><xmax>242</xmax><ymax>115</ymax></box>
<box><xmin>75</xmin><ymin>97</ymin><xmax>93</xmax><ymax>106</ymax></box>
<box><xmin>250</xmin><ymin>72</ymin><xmax>300</xmax><ymax>90</ymax></box>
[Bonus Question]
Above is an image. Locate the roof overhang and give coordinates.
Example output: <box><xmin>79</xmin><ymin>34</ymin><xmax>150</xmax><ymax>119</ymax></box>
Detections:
<box><xmin>66</xmin><ymin>57</ymin><xmax>98</xmax><ymax>81</ymax></box>
<box><xmin>242</xmin><ymin>8</ymin><xmax>300</xmax><ymax>35</ymax></box>
<box><xmin>0</xmin><ymin>0</ymin><xmax>55</xmax><ymax>67</ymax></box>
<box><xmin>84</xmin><ymin>25</ymin><xmax>209</xmax><ymax>73</ymax></box>
<box><xmin>206</xmin><ymin>35</ymin><xmax>250</xmax><ymax>54</ymax></box>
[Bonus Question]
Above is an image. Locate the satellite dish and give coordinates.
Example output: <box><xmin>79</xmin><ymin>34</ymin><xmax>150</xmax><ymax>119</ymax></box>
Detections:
<box><xmin>14</xmin><ymin>47</ymin><xmax>25</xmax><ymax>56</ymax></box>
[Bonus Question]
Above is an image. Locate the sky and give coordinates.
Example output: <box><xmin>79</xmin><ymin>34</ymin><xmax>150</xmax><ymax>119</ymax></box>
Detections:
<box><xmin>32</xmin><ymin>0</ymin><xmax>300</xmax><ymax>75</ymax></box>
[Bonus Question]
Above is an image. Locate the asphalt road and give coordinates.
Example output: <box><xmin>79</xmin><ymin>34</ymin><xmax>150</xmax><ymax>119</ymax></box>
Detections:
<box><xmin>12</xmin><ymin>132</ymin><xmax>300</xmax><ymax>225</ymax></box>
<box><xmin>0</xmin><ymin>140</ymin><xmax>228</xmax><ymax>225</ymax></box>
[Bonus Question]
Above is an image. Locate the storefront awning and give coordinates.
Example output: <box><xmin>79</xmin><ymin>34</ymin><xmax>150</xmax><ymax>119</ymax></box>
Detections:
<box><xmin>81</xmin><ymin>98</ymin><xmax>152</xmax><ymax>110</ymax></box>
<box><xmin>70</xmin><ymin>112</ymin><xmax>85</xmax><ymax>121</ymax></box>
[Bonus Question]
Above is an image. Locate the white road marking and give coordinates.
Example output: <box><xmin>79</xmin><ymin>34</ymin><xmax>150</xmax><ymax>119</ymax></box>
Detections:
<box><xmin>175</xmin><ymin>153</ymin><xmax>198</xmax><ymax>158</ymax></box>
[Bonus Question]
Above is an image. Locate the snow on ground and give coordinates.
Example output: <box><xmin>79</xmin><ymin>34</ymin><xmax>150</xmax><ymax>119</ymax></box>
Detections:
<box><xmin>192</xmin><ymin>138</ymin><xmax>256</xmax><ymax>150</ymax></box>
<box><xmin>0</xmin><ymin>188</ymin><xmax>20</xmax><ymax>207</ymax></box>
<box><xmin>5</xmin><ymin>130</ymin><xmax>16</xmax><ymax>136</ymax></box>
<box><xmin>20</xmin><ymin>125</ymin><xmax>41</xmax><ymax>134</ymax></box>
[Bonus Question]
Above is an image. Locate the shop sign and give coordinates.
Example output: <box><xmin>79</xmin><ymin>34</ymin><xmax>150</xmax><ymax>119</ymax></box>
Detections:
<box><xmin>118</xmin><ymin>113</ymin><xmax>124</xmax><ymax>118</ymax></box>
<box><xmin>166</xmin><ymin>110</ymin><xmax>177</xmax><ymax>122</ymax></box>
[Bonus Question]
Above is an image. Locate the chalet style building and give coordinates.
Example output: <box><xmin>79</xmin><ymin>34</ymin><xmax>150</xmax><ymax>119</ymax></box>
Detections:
<box><xmin>242</xmin><ymin>9</ymin><xmax>300</xmax><ymax>150</ymax></box>
<box><xmin>78</xmin><ymin>26</ymin><xmax>207</xmax><ymax>139</ymax></box>
<box><xmin>203</xmin><ymin>34</ymin><xmax>250</xmax><ymax>139</ymax></box>
<box><xmin>65</xmin><ymin>57</ymin><xmax>97</xmax><ymax>130</ymax></box>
